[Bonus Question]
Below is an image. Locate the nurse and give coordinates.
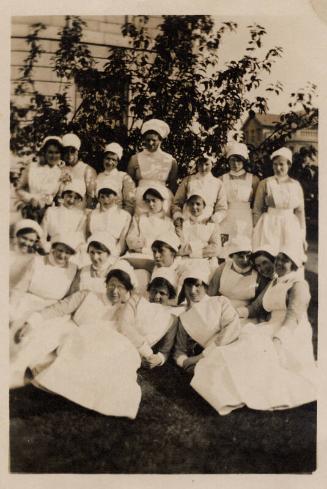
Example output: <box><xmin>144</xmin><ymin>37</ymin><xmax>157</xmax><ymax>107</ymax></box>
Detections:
<box><xmin>10</xmin><ymin>260</ymin><xmax>142</xmax><ymax>418</ymax></box>
<box><xmin>191</xmin><ymin>243</ymin><xmax>316</xmax><ymax>414</ymax></box>
<box><xmin>174</xmin><ymin>265</ymin><xmax>241</xmax><ymax>375</ymax></box>
<box><xmin>127</xmin><ymin>119</ymin><xmax>178</xmax><ymax>215</ymax></box>
<box><xmin>10</xmin><ymin>219</ymin><xmax>45</xmax><ymax>289</ymax></box>
<box><xmin>61</xmin><ymin>133</ymin><xmax>97</xmax><ymax>208</ymax></box>
<box><xmin>96</xmin><ymin>142</ymin><xmax>136</xmax><ymax>215</ymax></box>
<box><xmin>220</xmin><ymin>142</ymin><xmax>259</xmax><ymax>245</ymax></box>
<box><xmin>173</xmin><ymin>154</ymin><xmax>227</xmax><ymax>226</ymax></box>
<box><xmin>16</xmin><ymin>136</ymin><xmax>64</xmax><ymax>222</ymax></box>
<box><xmin>252</xmin><ymin>147</ymin><xmax>306</xmax><ymax>262</ymax></box>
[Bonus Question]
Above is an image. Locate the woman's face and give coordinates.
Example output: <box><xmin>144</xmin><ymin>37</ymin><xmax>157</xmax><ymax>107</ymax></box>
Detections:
<box><xmin>52</xmin><ymin>243</ymin><xmax>74</xmax><ymax>267</ymax></box>
<box><xmin>63</xmin><ymin>146</ymin><xmax>79</xmax><ymax>166</ymax></box>
<box><xmin>88</xmin><ymin>244</ymin><xmax>110</xmax><ymax>268</ymax></box>
<box><xmin>187</xmin><ymin>196</ymin><xmax>205</xmax><ymax>217</ymax></box>
<box><xmin>197</xmin><ymin>159</ymin><xmax>212</xmax><ymax>175</ymax></box>
<box><xmin>17</xmin><ymin>232</ymin><xmax>38</xmax><ymax>253</ymax></box>
<box><xmin>184</xmin><ymin>279</ymin><xmax>206</xmax><ymax>304</ymax></box>
<box><xmin>274</xmin><ymin>253</ymin><xmax>294</xmax><ymax>277</ymax></box>
<box><xmin>106</xmin><ymin>277</ymin><xmax>130</xmax><ymax>304</ymax></box>
<box><xmin>229</xmin><ymin>155</ymin><xmax>244</xmax><ymax>173</ymax></box>
<box><xmin>98</xmin><ymin>190</ymin><xmax>117</xmax><ymax>210</ymax></box>
<box><xmin>144</xmin><ymin>193</ymin><xmax>163</xmax><ymax>214</ymax></box>
<box><xmin>44</xmin><ymin>144</ymin><xmax>62</xmax><ymax>167</ymax></box>
<box><xmin>143</xmin><ymin>132</ymin><xmax>161</xmax><ymax>152</ymax></box>
<box><xmin>103</xmin><ymin>152</ymin><xmax>119</xmax><ymax>172</ymax></box>
<box><xmin>62</xmin><ymin>191</ymin><xmax>82</xmax><ymax>209</ymax></box>
<box><xmin>272</xmin><ymin>156</ymin><xmax>290</xmax><ymax>178</ymax></box>
<box><xmin>152</xmin><ymin>244</ymin><xmax>175</xmax><ymax>267</ymax></box>
<box><xmin>232</xmin><ymin>251</ymin><xmax>252</xmax><ymax>269</ymax></box>
<box><xmin>254</xmin><ymin>254</ymin><xmax>275</xmax><ymax>279</ymax></box>
<box><xmin>149</xmin><ymin>283</ymin><xmax>170</xmax><ymax>305</ymax></box>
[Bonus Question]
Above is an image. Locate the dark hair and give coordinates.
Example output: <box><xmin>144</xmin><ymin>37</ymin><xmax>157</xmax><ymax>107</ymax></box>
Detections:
<box><xmin>148</xmin><ymin>277</ymin><xmax>176</xmax><ymax>299</ymax></box>
<box><xmin>62</xmin><ymin>190</ymin><xmax>83</xmax><ymax>200</ymax></box>
<box><xmin>87</xmin><ymin>241</ymin><xmax>110</xmax><ymax>254</ymax></box>
<box><xmin>196</xmin><ymin>156</ymin><xmax>212</xmax><ymax>167</ymax></box>
<box><xmin>143</xmin><ymin>188</ymin><xmax>164</xmax><ymax>201</ymax></box>
<box><xmin>178</xmin><ymin>278</ymin><xmax>207</xmax><ymax>304</ymax></box>
<box><xmin>151</xmin><ymin>240</ymin><xmax>177</xmax><ymax>257</ymax></box>
<box><xmin>51</xmin><ymin>242</ymin><xmax>75</xmax><ymax>255</ymax></box>
<box><xmin>143</xmin><ymin>130</ymin><xmax>162</xmax><ymax>141</ymax></box>
<box><xmin>98</xmin><ymin>188</ymin><xmax>117</xmax><ymax>197</ymax></box>
<box><xmin>105</xmin><ymin>269</ymin><xmax>134</xmax><ymax>291</ymax></box>
<box><xmin>40</xmin><ymin>139</ymin><xmax>63</xmax><ymax>164</ymax></box>
<box><xmin>251</xmin><ymin>250</ymin><xmax>275</xmax><ymax>265</ymax></box>
<box><xmin>16</xmin><ymin>227</ymin><xmax>39</xmax><ymax>238</ymax></box>
<box><xmin>187</xmin><ymin>194</ymin><xmax>206</xmax><ymax>206</ymax></box>
<box><xmin>279</xmin><ymin>253</ymin><xmax>299</xmax><ymax>271</ymax></box>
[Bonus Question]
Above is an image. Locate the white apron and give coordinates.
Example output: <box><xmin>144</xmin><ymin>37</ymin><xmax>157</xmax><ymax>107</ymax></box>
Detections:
<box><xmin>89</xmin><ymin>206</ymin><xmax>130</xmax><ymax>243</ymax></box>
<box><xmin>15</xmin><ymin>292</ymin><xmax>142</xmax><ymax>418</ymax></box>
<box><xmin>135</xmin><ymin>149</ymin><xmax>173</xmax><ymax>215</ymax></box>
<box><xmin>28</xmin><ymin>161</ymin><xmax>62</xmax><ymax>199</ymax></box>
<box><xmin>219</xmin><ymin>261</ymin><xmax>257</xmax><ymax>308</ymax></box>
<box><xmin>220</xmin><ymin>172</ymin><xmax>253</xmax><ymax>239</ymax></box>
<box><xmin>191</xmin><ymin>273</ymin><xmax>316</xmax><ymax>415</ymax></box>
<box><xmin>43</xmin><ymin>206</ymin><xmax>86</xmax><ymax>239</ymax></box>
<box><xmin>252</xmin><ymin>177</ymin><xmax>305</xmax><ymax>260</ymax></box>
<box><xmin>133</xmin><ymin>297</ymin><xmax>175</xmax><ymax>347</ymax></box>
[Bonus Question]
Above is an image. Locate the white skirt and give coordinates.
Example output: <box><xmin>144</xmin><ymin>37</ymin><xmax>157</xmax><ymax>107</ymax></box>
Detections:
<box><xmin>191</xmin><ymin>322</ymin><xmax>316</xmax><ymax>415</ymax></box>
<box><xmin>33</xmin><ymin>321</ymin><xmax>142</xmax><ymax>419</ymax></box>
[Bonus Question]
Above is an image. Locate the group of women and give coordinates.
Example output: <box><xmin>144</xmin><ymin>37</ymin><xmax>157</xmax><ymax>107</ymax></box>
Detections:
<box><xmin>9</xmin><ymin>118</ymin><xmax>316</xmax><ymax>419</ymax></box>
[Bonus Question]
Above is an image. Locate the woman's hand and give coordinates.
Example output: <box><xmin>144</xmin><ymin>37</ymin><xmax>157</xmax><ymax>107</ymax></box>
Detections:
<box><xmin>182</xmin><ymin>355</ymin><xmax>202</xmax><ymax>373</ymax></box>
<box><xmin>142</xmin><ymin>353</ymin><xmax>163</xmax><ymax>369</ymax></box>
<box><xmin>237</xmin><ymin>306</ymin><xmax>249</xmax><ymax>319</ymax></box>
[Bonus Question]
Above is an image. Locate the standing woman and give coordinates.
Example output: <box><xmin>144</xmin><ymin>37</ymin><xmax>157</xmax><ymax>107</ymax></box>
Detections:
<box><xmin>127</xmin><ymin>119</ymin><xmax>178</xmax><ymax>215</ymax></box>
<box><xmin>252</xmin><ymin>147</ymin><xmax>306</xmax><ymax>261</ymax></box>
<box><xmin>220</xmin><ymin>142</ymin><xmax>259</xmax><ymax>245</ymax></box>
<box><xmin>96</xmin><ymin>142</ymin><xmax>136</xmax><ymax>215</ymax></box>
<box><xmin>16</xmin><ymin>136</ymin><xmax>64</xmax><ymax>222</ymax></box>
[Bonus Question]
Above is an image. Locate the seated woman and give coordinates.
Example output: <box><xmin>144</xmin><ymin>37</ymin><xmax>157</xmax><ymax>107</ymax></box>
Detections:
<box><xmin>10</xmin><ymin>232</ymin><xmax>80</xmax><ymax>322</ymax></box>
<box><xmin>191</xmin><ymin>244</ymin><xmax>316</xmax><ymax>415</ymax></box>
<box><xmin>42</xmin><ymin>179</ymin><xmax>87</xmax><ymax>242</ymax></box>
<box><xmin>177</xmin><ymin>191</ymin><xmax>222</xmax><ymax>271</ymax></box>
<box><xmin>10</xmin><ymin>219</ymin><xmax>45</xmax><ymax>289</ymax></box>
<box><xmin>87</xmin><ymin>177</ymin><xmax>131</xmax><ymax>256</ymax></box>
<box><xmin>10</xmin><ymin>260</ymin><xmax>142</xmax><ymax>419</ymax></box>
<box><xmin>173</xmin><ymin>265</ymin><xmax>241</xmax><ymax>375</ymax></box>
<box><xmin>125</xmin><ymin>184</ymin><xmax>176</xmax><ymax>264</ymax></box>
<box><xmin>96</xmin><ymin>142</ymin><xmax>135</xmax><ymax>215</ymax></box>
<box><xmin>69</xmin><ymin>232</ymin><xmax>119</xmax><ymax>294</ymax></box>
<box><xmin>172</xmin><ymin>154</ymin><xmax>227</xmax><ymax>227</ymax></box>
<box><xmin>236</xmin><ymin>246</ymin><xmax>276</xmax><ymax>321</ymax></box>
<box><xmin>207</xmin><ymin>236</ymin><xmax>258</xmax><ymax>312</ymax></box>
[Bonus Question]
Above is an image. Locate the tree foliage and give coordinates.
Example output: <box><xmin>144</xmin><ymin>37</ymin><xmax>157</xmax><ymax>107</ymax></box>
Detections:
<box><xmin>10</xmin><ymin>15</ymin><xmax>317</xmax><ymax>182</ymax></box>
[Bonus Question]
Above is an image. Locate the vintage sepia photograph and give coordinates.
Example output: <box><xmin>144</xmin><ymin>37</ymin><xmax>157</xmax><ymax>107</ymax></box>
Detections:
<box><xmin>8</xmin><ymin>10</ymin><xmax>320</xmax><ymax>476</ymax></box>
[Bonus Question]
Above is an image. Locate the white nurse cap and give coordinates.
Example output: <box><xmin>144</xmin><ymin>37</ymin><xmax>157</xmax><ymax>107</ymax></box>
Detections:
<box><xmin>141</xmin><ymin>119</ymin><xmax>170</xmax><ymax>139</ymax></box>
<box><xmin>270</xmin><ymin>147</ymin><xmax>292</xmax><ymax>163</ymax></box>
<box><xmin>225</xmin><ymin>142</ymin><xmax>249</xmax><ymax>160</ymax></box>
<box><xmin>62</xmin><ymin>133</ymin><xmax>81</xmax><ymax>150</ymax></box>
<box><xmin>104</xmin><ymin>142</ymin><xmax>123</xmax><ymax>160</ymax></box>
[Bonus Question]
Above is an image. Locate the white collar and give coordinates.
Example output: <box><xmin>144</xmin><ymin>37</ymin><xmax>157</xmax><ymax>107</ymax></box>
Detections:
<box><xmin>229</xmin><ymin>169</ymin><xmax>246</xmax><ymax>177</ymax></box>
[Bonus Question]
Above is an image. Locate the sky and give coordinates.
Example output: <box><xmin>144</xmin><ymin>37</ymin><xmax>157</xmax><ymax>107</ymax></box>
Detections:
<box><xmin>213</xmin><ymin>13</ymin><xmax>324</xmax><ymax>115</ymax></box>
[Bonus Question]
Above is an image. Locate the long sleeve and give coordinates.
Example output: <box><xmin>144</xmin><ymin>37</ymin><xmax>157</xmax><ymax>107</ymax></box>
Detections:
<box><xmin>207</xmin><ymin>262</ymin><xmax>225</xmax><ymax>296</ymax></box>
<box><xmin>173</xmin><ymin>318</ymin><xmax>190</xmax><ymax>366</ymax></box>
<box><xmin>10</xmin><ymin>258</ymin><xmax>36</xmax><ymax>311</ymax></box>
<box><xmin>213</xmin><ymin>296</ymin><xmax>240</xmax><ymax>346</ymax></box>
<box><xmin>122</xmin><ymin>173</ymin><xmax>136</xmax><ymax>215</ymax></box>
<box><xmin>15</xmin><ymin>167</ymin><xmax>33</xmax><ymax>203</ymax></box>
<box><xmin>126</xmin><ymin>216</ymin><xmax>142</xmax><ymax>251</ymax></box>
<box><xmin>166</xmin><ymin>158</ymin><xmax>178</xmax><ymax>194</ymax></box>
<box><xmin>117</xmin><ymin>213</ymin><xmax>132</xmax><ymax>255</ymax></box>
<box><xmin>28</xmin><ymin>290</ymin><xmax>89</xmax><ymax>327</ymax></box>
<box><xmin>118</xmin><ymin>296</ymin><xmax>153</xmax><ymax>358</ymax></box>
<box><xmin>251</xmin><ymin>175</ymin><xmax>260</xmax><ymax>207</ymax></box>
<box><xmin>84</xmin><ymin>165</ymin><xmax>97</xmax><ymax>204</ymax></box>
<box><xmin>127</xmin><ymin>155</ymin><xmax>139</xmax><ymax>184</ymax></box>
<box><xmin>172</xmin><ymin>177</ymin><xmax>189</xmax><ymax>220</ymax></box>
<box><xmin>67</xmin><ymin>269</ymin><xmax>82</xmax><ymax>295</ymax></box>
<box><xmin>205</xmin><ymin>223</ymin><xmax>222</xmax><ymax>257</ymax></box>
<box><xmin>253</xmin><ymin>179</ymin><xmax>267</xmax><ymax>226</ymax></box>
<box><xmin>212</xmin><ymin>182</ymin><xmax>227</xmax><ymax>224</ymax></box>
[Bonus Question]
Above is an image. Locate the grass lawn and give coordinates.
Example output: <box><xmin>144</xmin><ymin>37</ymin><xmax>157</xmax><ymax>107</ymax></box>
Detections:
<box><xmin>9</xmin><ymin>264</ymin><xmax>318</xmax><ymax>474</ymax></box>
